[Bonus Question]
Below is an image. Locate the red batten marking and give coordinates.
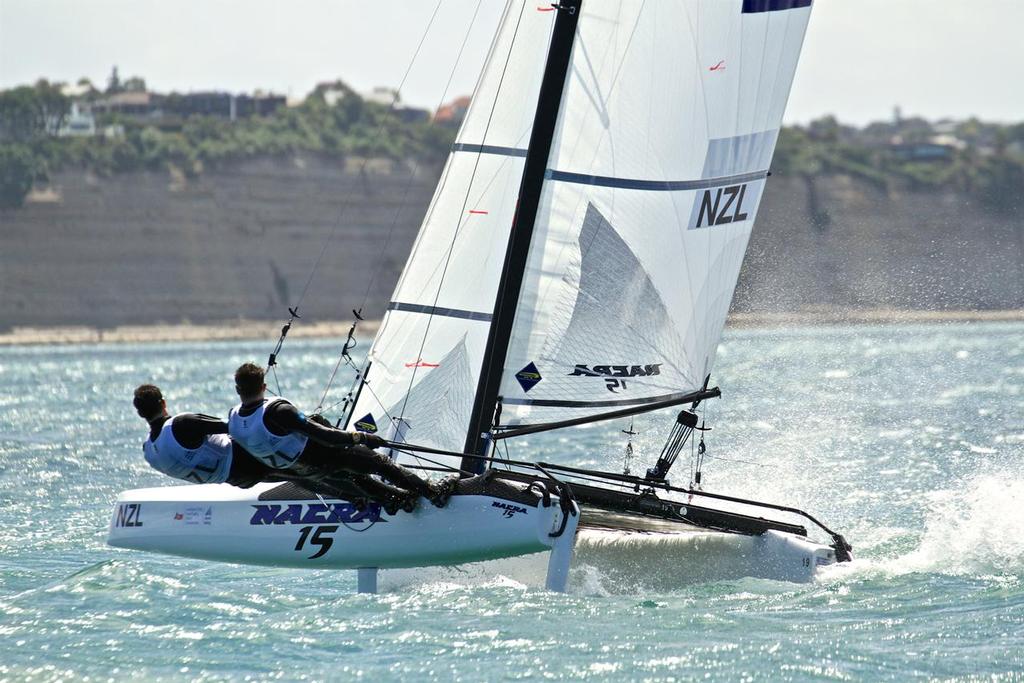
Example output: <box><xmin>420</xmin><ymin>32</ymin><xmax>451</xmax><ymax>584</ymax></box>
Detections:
<box><xmin>537</xmin><ymin>6</ymin><xmax>555</xmax><ymax>11</ymax></box>
<box><xmin>405</xmin><ymin>359</ymin><xmax>440</xmax><ymax>368</ymax></box>
<box><xmin>468</xmin><ymin>210</ymin><xmax>489</xmax><ymax>215</ymax></box>
<box><xmin>709</xmin><ymin>60</ymin><xmax>726</xmax><ymax>72</ymax></box>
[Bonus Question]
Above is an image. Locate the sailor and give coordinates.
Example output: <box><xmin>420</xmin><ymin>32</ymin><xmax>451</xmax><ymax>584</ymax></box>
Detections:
<box><xmin>227</xmin><ymin>362</ymin><xmax>456</xmax><ymax>511</ymax></box>
<box><xmin>133</xmin><ymin>384</ymin><xmax>276</xmax><ymax>488</ymax></box>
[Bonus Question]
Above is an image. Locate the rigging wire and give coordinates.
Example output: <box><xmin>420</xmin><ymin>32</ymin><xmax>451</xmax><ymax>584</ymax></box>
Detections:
<box><xmin>354</xmin><ymin>0</ymin><xmax>489</xmax><ymax>316</ymax></box>
<box><xmin>394</xmin><ymin>1</ymin><xmax>529</xmax><ymax>432</ymax></box>
<box><xmin>315</xmin><ymin>312</ymin><xmax>363</xmax><ymax>414</ymax></box>
<box><xmin>264</xmin><ymin>0</ymin><xmax>446</xmax><ymax>375</ymax></box>
<box><xmin>352</xmin><ymin>1</ymin><xmax>518</xmax><ymax>370</ymax></box>
<box><xmin>315</xmin><ymin>0</ymin><xmax>489</xmax><ymax>424</ymax></box>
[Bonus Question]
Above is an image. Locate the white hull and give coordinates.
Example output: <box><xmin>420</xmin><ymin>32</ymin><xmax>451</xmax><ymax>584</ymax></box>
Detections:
<box><xmin>107</xmin><ymin>480</ymin><xmax>838</xmax><ymax>589</ymax></box>
<box><xmin>379</xmin><ymin>529</ymin><xmax>835</xmax><ymax>591</ymax></box>
<box><xmin>108</xmin><ymin>481</ymin><xmax>573</xmax><ymax>570</ymax></box>
<box><xmin>574</xmin><ymin>528</ymin><xmax>835</xmax><ymax>586</ymax></box>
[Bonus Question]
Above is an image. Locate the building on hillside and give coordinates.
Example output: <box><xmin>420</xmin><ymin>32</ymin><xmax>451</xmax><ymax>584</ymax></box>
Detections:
<box><xmin>58</xmin><ymin>102</ymin><xmax>96</xmax><ymax>137</ymax></box>
<box><xmin>434</xmin><ymin>96</ymin><xmax>470</xmax><ymax>126</ymax></box>
<box><xmin>88</xmin><ymin>91</ymin><xmax>164</xmax><ymax>119</ymax></box>
<box><xmin>888</xmin><ymin>140</ymin><xmax>956</xmax><ymax>162</ymax></box>
<box><xmin>85</xmin><ymin>90</ymin><xmax>284</xmax><ymax>122</ymax></box>
<box><xmin>358</xmin><ymin>86</ymin><xmax>428</xmax><ymax>122</ymax></box>
<box><xmin>317</xmin><ymin>82</ymin><xmax>349</xmax><ymax>107</ymax></box>
<box><xmin>164</xmin><ymin>91</ymin><xmax>285</xmax><ymax>120</ymax></box>
<box><xmin>364</xmin><ymin>86</ymin><xmax>400</xmax><ymax>107</ymax></box>
<box><xmin>60</xmin><ymin>82</ymin><xmax>96</xmax><ymax>100</ymax></box>
<box><xmin>237</xmin><ymin>92</ymin><xmax>286</xmax><ymax>117</ymax></box>
<box><xmin>394</xmin><ymin>107</ymin><xmax>429</xmax><ymax>124</ymax></box>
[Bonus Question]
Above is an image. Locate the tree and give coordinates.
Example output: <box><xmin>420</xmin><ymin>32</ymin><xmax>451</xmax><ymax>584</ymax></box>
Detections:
<box><xmin>123</xmin><ymin>76</ymin><xmax>147</xmax><ymax>93</ymax></box>
<box><xmin>0</xmin><ymin>83</ymin><xmax>68</xmax><ymax>141</ymax></box>
<box><xmin>106</xmin><ymin>66</ymin><xmax>122</xmax><ymax>94</ymax></box>
<box><xmin>0</xmin><ymin>144</ymin><xmax>36</xmax><ymax>207</ymax></box>
<box><xmin>32</xmin><ymin>80</ymin><xmax>71</xmax><ymax>135</ymax></box>
<box><xmin>0</xmin><ymin>88</ymin><xmax>42</xmax><ymax>142</ymax></box>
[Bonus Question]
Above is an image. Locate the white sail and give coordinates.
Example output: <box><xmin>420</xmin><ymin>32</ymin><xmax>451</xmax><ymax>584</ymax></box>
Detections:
<box><xmin>499</xmin><ymin>0</ymin><xmax>813</xmax><ymax>426</ymax></box>
<box><xmin>348</xmin><ymin>1</ymin><xmax>555</xmax><ymax>452</ymax></box>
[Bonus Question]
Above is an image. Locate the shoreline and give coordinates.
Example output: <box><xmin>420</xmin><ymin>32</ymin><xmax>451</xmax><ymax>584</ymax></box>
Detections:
<box><xmin>0</xmin><ymin>310</ymin><xmax>1021</xmax><ymax>346</ymax></box>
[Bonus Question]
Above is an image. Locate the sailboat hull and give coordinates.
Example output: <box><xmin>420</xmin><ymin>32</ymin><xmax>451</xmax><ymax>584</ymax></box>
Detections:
<box><xmin>574</xmin><ymin>526</ymin><xmax>834</xmax><ymax>586</ymax></box>
<box><xmin>107</xmin><ymin>480</ymin><xmax>838</xmax><ymax>586</ymax></box>
<box><xmin>108</xmin><ymin>480</ymin><xmax>570</xmax><ymax>570</ymax></box>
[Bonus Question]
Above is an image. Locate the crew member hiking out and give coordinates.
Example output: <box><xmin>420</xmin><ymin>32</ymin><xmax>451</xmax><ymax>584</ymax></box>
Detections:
<box><xmin>133</xmin><ymin>384</ymin><xmax>278</xmax><ymax>488</ymax></box>
<box><xmin>227</xmin><ymin>362</ymin><xmax>456</xmax><ymax>513</ymax></box>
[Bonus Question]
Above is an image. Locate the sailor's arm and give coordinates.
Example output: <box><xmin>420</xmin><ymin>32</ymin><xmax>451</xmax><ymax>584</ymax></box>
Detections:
<box><xmin>266</xmin><ymin>401</ymin><xmax>385</xmax><ymax>448</ymax></box>
<box><xmin>171</xmin><ymin>413</ymin><xmax>229</xmax><ymax>450</ymax></box>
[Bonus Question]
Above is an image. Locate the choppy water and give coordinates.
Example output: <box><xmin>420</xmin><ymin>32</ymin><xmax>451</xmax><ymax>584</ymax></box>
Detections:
<box><xmin>1</xmin><ymin>322</ymin><xmax>1022</xmax><ymax>681</ymax></box>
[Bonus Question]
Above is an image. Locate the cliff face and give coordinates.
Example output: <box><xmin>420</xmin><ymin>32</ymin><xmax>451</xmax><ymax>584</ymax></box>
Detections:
<box><xmin>1</xmin><ymin>156</ymin><xmax>1021</xmax><ymax>331</ymax></box>
<box><xmin>738</xmin><ymin>174</ymin><xmax>1024</xmax><ymax>312</ymax></box>
<box><xmin>0</xmin><ymin>156</ymin><xmax>435</xmax><ymax>329</ymax></box>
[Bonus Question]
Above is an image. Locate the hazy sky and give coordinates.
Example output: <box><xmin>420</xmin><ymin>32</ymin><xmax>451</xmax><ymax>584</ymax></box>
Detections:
<box><xmin>2</xmin><ymin>0</ymin><xmax>1022</xmax><ymax>126</ymax></box>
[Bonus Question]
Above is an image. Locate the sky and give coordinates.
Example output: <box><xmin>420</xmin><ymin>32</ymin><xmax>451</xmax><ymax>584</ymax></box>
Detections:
<box><xmin>2</xmin><ymin>0</ymin><xmax>1023</xmax><ymax>126</ymax></box>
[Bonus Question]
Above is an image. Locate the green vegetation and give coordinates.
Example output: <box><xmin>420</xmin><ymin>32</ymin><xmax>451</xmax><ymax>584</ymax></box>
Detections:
<box><xmin>774</xmin><ymin>116</ymin><xmax>1024</xmax><ymax>214</ymax></box>
<box><xmin>3</xmin><ymin>79</ymin><xmax>1024</xmax><ymax>214</ymax></box>
<box><xmin>0</xmin><ymin>80</ymin><xmax>451</xmax><ymax>207</ymax></box>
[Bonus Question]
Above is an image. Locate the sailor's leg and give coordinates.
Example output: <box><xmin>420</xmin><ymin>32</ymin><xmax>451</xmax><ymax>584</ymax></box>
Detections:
<box><xmin>226</xmin><ymin>443</ymin><xmax>290</xmax><ymax>488</ymax></box>
<box><xmin>306</xmin><ymin>474</ymin><xmax>374</xmax><ymax>503</ymax></box>
<box><xmin>344</xmin><ymin>474</ymin><xmax>417</xmax><ymax>504</ymax></box>
<box><xmin>297</xmin><ymin>444</ymin><xmax>453</xmax><ymax>507</ymax></box>
<box><xmin>336</xmin><ymin>446</ymin><xmax>439</xmax><ymax>499</ymax></box>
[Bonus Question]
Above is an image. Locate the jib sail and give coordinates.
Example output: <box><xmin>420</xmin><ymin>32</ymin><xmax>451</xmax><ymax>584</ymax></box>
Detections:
<box><xmin>347</xmin><ymin>1</ymin><xmax>555</xmax><ymax>454</ymax></box>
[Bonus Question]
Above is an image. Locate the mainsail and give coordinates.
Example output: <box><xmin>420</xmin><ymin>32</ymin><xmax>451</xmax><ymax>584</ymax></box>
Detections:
<box><xmin>500</xmin><ymin>0</ymin><xmax>812</xmax><ymax>428</ymax></box>
<box><xmin>350</xmin><ymin>0</ymin><xmax>813</xmax><ymax>459</ymax></box>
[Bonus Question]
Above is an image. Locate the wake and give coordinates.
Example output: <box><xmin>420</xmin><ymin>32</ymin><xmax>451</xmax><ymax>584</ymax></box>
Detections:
<box><xmin>821</xmin><ymin>473</ymin><xmax>1024</xmax><ymax>582</ymax></box>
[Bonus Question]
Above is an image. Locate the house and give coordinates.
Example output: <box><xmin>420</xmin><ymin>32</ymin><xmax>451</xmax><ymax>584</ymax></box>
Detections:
<box><xmin>434</xmin><ymin>96</ymin><xmax>471</xmax><ymax>126</ymax></box>
<box><xmin>88</xmin><ymin>91</ymin><xmax>163</xmax><ymax>118</ymax></box>
<box><xmin>58</xmin><ymin>102</ymin><xmax>96</xmax><ymax>137</ymax></box>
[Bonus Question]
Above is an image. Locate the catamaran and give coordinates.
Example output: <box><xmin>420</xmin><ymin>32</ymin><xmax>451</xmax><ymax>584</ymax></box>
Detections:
<box><xmin>109</xmin><ymin>0</ymin><xmax>851</xmax><ymax>592</ymax></box>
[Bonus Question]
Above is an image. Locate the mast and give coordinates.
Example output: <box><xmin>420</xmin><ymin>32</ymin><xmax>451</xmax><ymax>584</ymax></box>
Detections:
<box><xmin>462</xmin><ymin>0</ymin><xmax>583</xmax><ymax>472</ymax></box>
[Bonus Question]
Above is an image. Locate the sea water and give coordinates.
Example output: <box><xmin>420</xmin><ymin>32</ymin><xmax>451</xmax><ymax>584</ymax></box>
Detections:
<box><xmin>0</xmin><ymin>322</ymin><xmax>1021</xmax><ymax>681</ymax></box>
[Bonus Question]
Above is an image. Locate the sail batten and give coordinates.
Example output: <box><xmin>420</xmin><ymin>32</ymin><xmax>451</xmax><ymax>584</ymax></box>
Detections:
<box><xmin>545</xmin><ymin>169</ymin><xmax>768</xmax><ymax>191</ymax></box>
<box><xmin>386</xmin><ymin>302</ymin><xmax>493</xmax><ymax>322</ymax></box>
<box><xmin>451</xmin><ymin>143</ymin><xmax>529</xmax><ymax>158</ymax></box>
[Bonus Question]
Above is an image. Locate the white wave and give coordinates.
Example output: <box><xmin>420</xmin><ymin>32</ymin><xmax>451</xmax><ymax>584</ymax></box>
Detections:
<box><xmin>819</xmin><ymin>474</ymin><xmax>1024</xmax><ymax>582</ymax></box>
<box><xmin>897</xmin><ymin>475</ymin><xmax>1024</xmax><ymax>577</ymax></box>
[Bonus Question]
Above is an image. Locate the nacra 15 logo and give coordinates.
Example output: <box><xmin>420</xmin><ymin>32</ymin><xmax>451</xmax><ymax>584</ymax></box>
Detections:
<box><xmin>569</xmin><ymin>364</ymin><xmax>662</xmax><ymax>393</ymax></box>
<box><xmin>250</xmin><ymin>503</ymin><xmax>382</xmax><ymax>526</ymax></box>
<box><xmin>492</xmin><ymin>501</ymin><xmax>528</xmax><ymax>518</ymax></box>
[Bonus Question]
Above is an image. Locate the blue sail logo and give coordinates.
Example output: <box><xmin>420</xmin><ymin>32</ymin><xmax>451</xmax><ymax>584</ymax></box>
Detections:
<box><xmin>515</xmin><ymin>362</ymin><xmax>543</xmax><ymax>392</ymax></box>
<box><xmin>353</xmin><ymin>413</ymin><xmax>378</xmax><ymax>433</ymax></box>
